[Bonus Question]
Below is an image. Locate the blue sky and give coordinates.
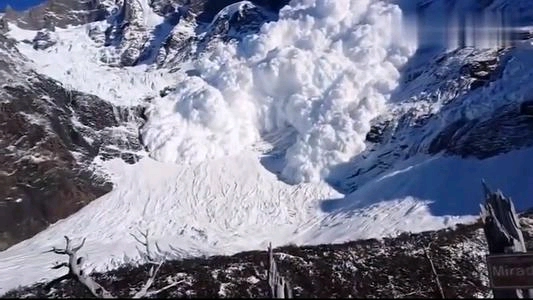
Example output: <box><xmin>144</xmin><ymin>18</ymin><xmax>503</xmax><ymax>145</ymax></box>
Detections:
<box><xmin>0</xmin><ymin>0</ymin><xmax>48</xmax><ymax>12</ymax></box>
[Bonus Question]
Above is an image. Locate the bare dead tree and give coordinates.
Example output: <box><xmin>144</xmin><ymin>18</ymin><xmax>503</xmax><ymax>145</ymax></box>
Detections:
<box><xmin>130</xmin><ymin>228</ymin><xmax>187</xmax><ymax>260</ymax></box>
<box><xmin>481</xmin><ymin>181</ymin><xmax>527</xmax><ymax>254</ymax></box>
<box><xmin>47</xmin><ymin>234</ymin><xmax>181</xmax><ymax>298</ymax></box>
<box><xmin>267</xmin><ymin>243</ymin><xmax>293</xmax><ymax>299</ymax></box>
<box><xmin>423</xmin><ymin>242</ymin><xmax>445</xmax><ymax>299</ymax></box>
<box><xmin>46</xmin><ymin>236</ymin><xmax>114</xmax><ymax>298</ymax></box>
<box><xmin>129</xmin><ymin>228</ymin><xmax>165</xmax><ymax>264</ymax></box>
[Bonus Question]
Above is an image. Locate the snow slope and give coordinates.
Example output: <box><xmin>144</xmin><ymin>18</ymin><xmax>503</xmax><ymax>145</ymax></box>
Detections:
<box><xmin>6</xmin><ymin>23</ymin><xmax>182</xmax><ymax>106</ymax></box>
<box><xmin>0</xmin><ymin>152</ymin><xmax>473</xmax><ymax>293</ymax></box>
<box><xmin>323</xmin><ymin>148</ymin><xmax>533</xmax><ymax>219</ymax></box>
<box><xmin>1</xmin><ymin>0</ymin><xmax>533</xmax><ymax>294</ymax></box>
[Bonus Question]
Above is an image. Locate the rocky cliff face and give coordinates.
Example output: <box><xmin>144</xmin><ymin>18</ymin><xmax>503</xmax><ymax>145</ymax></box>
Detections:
<box><xmin>0</xmin><ymin>32</ymin><xmax>145</xmax><ymax>250</ymax></box>
<box><xmin>2</xmin><ymin>0</ymin><xmax>289</xmax><ymax>68</ymax></box>
<box><xmin>2</xmin><ymin>0</ymin><xmax>108</xmax><ymax>29</ymax></box>
<box><xmin>339</xmin><ymin>45</ymin><xmax>533</xmax><ymax>193</ymax></box>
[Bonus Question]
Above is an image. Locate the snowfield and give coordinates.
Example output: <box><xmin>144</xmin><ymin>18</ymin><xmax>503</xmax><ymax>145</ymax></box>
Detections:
<box><xmin>7</xmin><ymin>23</ymin><xmax>182</xmax><ymax>106</ymax></box>
<box><xmin>0</xmin><ymin>152</ymin><xmax>474</xmax><ymax>292</ymax></box>
<box><xmin>1</xmin><ymin>0</ymin><xmax>533</xmax><ymax>294</ymax></box>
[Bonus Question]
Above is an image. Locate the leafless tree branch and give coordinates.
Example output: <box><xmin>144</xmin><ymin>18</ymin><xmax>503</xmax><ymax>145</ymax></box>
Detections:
<box><xmin>46</xmin><ymin>233</ymin><xmax>181</xmax><ymax>298</ymax></box>
<box><xmin>129</xmin><ymin>229</ymin><xmax>180</xmax><ymax>298</ymax></box>
<box><xmin>48</xmin><ymin>236</ymin><xmax>115</xmax><ymax>298</ymax></box>
<box><xmin>132</xmin><ymin>262</ymin><xmax>163</xmax><ymax>298</ymax></box>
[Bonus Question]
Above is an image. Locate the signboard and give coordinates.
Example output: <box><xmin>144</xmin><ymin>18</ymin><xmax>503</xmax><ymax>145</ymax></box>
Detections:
<box><xmin>486</xmin><ymin>252</ymin><xmax>533</xmax><ymax>289</ymax></box>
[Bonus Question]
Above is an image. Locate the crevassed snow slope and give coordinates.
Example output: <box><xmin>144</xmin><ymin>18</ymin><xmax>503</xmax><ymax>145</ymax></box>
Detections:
<box><xmin>0</xmin><ymin>152</ymin><xmax>472</xmax><ymax>293</ymax></box>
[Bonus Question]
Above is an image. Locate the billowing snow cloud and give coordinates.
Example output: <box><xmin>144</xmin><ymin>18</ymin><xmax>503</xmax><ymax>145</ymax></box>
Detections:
<box><xmin>141</xmin><ymin>0</ymin><xmax>417</xmax><ymax>183</ymax></box>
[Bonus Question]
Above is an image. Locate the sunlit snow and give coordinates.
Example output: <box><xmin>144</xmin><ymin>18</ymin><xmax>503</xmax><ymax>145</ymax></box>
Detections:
<box><xmin>1</xmin><ymin>0</ymin><xmax>532</xmax><ymax>294</ymax></box>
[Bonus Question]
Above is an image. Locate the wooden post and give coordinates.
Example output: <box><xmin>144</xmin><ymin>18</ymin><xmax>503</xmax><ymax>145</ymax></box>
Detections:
<box><xmin>480</xmin><ymin>181</ymin><xmax>533</xmax><ymax>298</ymax></box>
<box><xmin>267</xmin><ymin>243</ymin><xmax>292</xmax><ymax>299</ymax></box>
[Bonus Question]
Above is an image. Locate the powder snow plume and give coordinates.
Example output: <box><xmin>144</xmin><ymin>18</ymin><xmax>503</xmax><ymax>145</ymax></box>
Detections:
<box><xmin>141</xmin><ymin>0</ymin><xmax>417</xmax><ymax>183</ymax></box>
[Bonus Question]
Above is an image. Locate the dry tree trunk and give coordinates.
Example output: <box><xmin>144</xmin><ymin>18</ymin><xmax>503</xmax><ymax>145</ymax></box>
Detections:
<box><xmin>47</xmin><ymin>232</ymin><xmax>181</xmax><ymax>298</ymax></box>
<box><xmin>47</xmin><ymin>236</ymin><xmax>115</xmax><ymax>298</ymax></box>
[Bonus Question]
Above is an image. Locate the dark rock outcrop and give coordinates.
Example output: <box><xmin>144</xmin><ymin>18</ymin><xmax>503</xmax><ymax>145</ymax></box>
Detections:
<box><xmin>0</xmin><ymin>34</ymin><xmax>145</xmax><ymax>250</ymax></box>
<box><xmin>31</xmin><ymin>30</ymin><xmax>57</xmax><ymax>50</ymax></box>
<box><xmin>428</xmin><ymin>105</ymin><xmax>533</xmax><ymax>159</ymax></box>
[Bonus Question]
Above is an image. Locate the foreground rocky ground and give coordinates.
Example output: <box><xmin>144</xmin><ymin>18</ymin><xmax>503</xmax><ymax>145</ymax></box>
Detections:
<box><xmin>4</xmin><ymin>211</ymin><xmax>532</xmax><ymax>298</ymax></box>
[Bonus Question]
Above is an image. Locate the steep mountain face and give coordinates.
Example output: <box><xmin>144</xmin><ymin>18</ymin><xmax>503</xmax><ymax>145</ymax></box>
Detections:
<box><xmin>2</xmin><ymin>0</ymin><xmax>107</xmax><ymax>30</ymax></box>
<box><xmin>336</xmin><ymin>46</ymin><xmax>533</xmax><ymax>192</ymax></box>
<box><xmin>1</xmin><ymin>0</ymin><xmax>533</xmax><ymax>294</ymax></box>
<box><xmin>0</xmin><ymin>32</ymin><xmax>146</xmax><ymax>250</ymax></box>
<box><xmin>2</xmin><ymin>0</ymin><xmax>289</xmax><ymax>67</ymax></box>
<box><xmin>0</xmin><ymin>0</ymin><xmax>291</xmax><ymax>250</ymax></box>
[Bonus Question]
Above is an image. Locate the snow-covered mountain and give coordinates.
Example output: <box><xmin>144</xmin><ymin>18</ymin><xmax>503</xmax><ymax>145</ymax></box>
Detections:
<box><xmin>1</xmin><ymin>0</ymin><xmax>533</xmax><ymax>294</ymax></box>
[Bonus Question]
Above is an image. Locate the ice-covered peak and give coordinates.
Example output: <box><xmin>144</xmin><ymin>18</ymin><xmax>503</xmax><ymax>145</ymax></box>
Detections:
<box><xmin>1</xmin><ymin>0</ymin><xmax>109</xmax><ymax>30</ymax></box>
